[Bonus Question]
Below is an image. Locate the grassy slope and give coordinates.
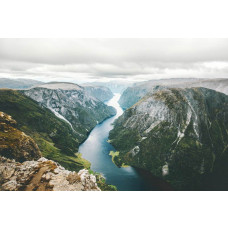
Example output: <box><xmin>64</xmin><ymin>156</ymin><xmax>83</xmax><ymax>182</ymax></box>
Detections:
<box><xmin>0</xmin><ymin>89</ymin><xmax>90</xmax><ymax>171</ymax></box>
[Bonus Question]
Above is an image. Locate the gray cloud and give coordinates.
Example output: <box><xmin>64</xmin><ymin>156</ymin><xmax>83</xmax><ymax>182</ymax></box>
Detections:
<box><xmin>0</xmin><ymin>38</ymin><xmax>228</xmax><ymax>82</ymax></box>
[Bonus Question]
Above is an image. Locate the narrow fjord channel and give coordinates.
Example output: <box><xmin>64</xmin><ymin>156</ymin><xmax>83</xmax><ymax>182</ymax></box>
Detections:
<box><xmin>79</xmin><ymin>93</ymin><xmax>159</xmax><ymax>191</ymax></box>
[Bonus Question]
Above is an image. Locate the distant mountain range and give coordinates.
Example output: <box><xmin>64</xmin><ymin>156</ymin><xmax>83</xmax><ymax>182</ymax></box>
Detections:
<box><xmin>83</xmin><ymin>85</ymin><xmax>113</xmax><ymax>102</ymax></box>
<box><xmin>119</xmin><ymin>78</ymin><xmax>228</xmax><ymax>109</ymax></box>
<box><xmin>83</xmin><ymin>81</ymin><xmax>133</xmax><ymax>93</ymax></box>
<box><xmin>0</xmin><ymin>78</ymin><xmax>42</xmax><ymax>89</ymax></box>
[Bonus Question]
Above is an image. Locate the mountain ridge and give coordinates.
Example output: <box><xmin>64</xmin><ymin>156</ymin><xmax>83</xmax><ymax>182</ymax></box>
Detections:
<box><xmin>22</xmin><ymin>83</ymin><xmax>116</xmax><ymax>140</ymax></box>
<box><xmin>119</xmin><ymin>78</ymin><xmax>228</xmax><ymax>109</ymax></box>
<box><xmin>109</xmin><ymin>87</ymin><xmax>228</xmax><ymax>190</ymax></box>
<box><xmin>0</xmin><ymin>78</ymin><xmax>42</xmax><ymax>89</ymax></box>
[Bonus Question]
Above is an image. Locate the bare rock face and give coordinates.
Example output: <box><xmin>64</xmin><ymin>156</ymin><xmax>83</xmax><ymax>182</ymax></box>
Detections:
<box><xmin>22</xmin><ymin>83</ymin><xmax>116</xmax><ymax>141</ymax></box>
<box><xmin>84</xmin><ymin>85</ymin><xmax>113</xmax><ymax>102</ymax></box>
<box><xmin>0</xmin><ymin>156</ymin><xmax>100</xmax><ymax>191</ymax></box>
<box><xmin>0</xmin><ymin>112</ymin><xmax>41</xmax><ymax>162</ymax></box>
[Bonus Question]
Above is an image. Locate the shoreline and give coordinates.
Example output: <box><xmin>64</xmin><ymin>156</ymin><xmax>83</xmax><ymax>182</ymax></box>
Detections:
<box><xmin>78</xmin><ymin>110</ymin><xmax>117</xmax><ymax>147</ymax></box>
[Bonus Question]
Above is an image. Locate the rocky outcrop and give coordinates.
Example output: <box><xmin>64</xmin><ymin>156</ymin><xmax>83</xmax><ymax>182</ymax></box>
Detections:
<box><xmin>0</xmin><ymin>112</ymin><xmax>41</xmax><ymax>162</ymax></box>
<box><xmin>109</xmin><ymin>87</ymin><xmax>228</xmax><ymax>190</ymax></box>
<box><xmin>0</xmin><ymin>156</ymin><xmax>100</xmax><ymax>191</ymax></box>
<box><xmin>84</xmin><ymin>85</ymin><xmax>113</xmax><ymax>102</ymax></box>
<box><xmin>23</xmin><ymin>82</ymin><xmax>116</xmax><ymax>140</ymax></box>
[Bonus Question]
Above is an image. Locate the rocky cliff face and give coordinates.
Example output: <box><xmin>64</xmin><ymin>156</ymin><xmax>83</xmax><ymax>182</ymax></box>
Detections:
<box><xmin>0</xmin><ymin>157</ymin><xmax>100</xmax><ymax>191</ymax></box>
<box><xmin>84</xmin><ymin>85</ymin><xmax>113</xmax><ymax>102</ymax></box>
<box><xmin>0</xmin><ymin>111</ymin><xmax>100</xmax><ymax>191</ymax></box>
<box><xmin>23</xmin><ymin>82</ymin><xmax>116</xmax><ymax>139</ymax></box>
<box><xmin>119</xmin><ymin>78</ymin><xmax>228</xmax><ymax>109</ymax></box>
<box><xmin>109</xmin><ymin>87</ymin><xmax>228</xmax><ymax>190</ymax></box>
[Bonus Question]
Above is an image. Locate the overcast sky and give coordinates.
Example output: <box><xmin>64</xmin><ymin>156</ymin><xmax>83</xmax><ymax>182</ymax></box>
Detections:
<box><xmin>0</xmin><ymin>38</ymin><xmax>228</xmax><ymax>83</ymax></box>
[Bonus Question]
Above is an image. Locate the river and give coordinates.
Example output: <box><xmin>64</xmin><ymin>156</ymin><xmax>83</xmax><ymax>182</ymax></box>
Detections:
<box><xmin>79</xmin><ymin>93</ymin><xmax>162</xmax><ymax>191</ymax></box>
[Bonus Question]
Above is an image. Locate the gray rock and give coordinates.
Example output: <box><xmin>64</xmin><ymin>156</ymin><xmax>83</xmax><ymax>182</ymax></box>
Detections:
<box><xmin>22</xmin><ymin>82</ymin><xmax>116</xmax><ymax>141</ymax></box>
<box><xmin>0</xmin><ymin>156</ymin><xmax>100</xmax><ymax>191</ymax></box>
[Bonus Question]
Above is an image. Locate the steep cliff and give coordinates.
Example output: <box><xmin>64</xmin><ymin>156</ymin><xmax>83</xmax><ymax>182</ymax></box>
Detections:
<box><xmin>84</xmin><ymin>85</ymin><xmax>113</xmax><ymax>102</ymax></box>
<box><xmin>23</xmin><ymin>82</ymin><xmax>116</xmax><ymax>139</ymax></box>
<box><xmin>109</xmin><ymin>87</ymin><xmax>228</xmax><ymax>190</ymax></box>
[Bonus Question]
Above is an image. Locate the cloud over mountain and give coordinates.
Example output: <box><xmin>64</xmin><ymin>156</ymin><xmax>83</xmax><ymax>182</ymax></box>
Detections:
<box><xmin>0</xmin><ymin>38</ymin><xmax>228</xmax><ymax>82</ymax></box>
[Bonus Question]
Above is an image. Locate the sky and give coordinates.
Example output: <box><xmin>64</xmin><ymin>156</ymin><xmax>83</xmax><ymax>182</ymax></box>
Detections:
<box><xmin>0</xmin><ymin>38</ymin><xmax>228</xmax><ymax>83</ymax></box>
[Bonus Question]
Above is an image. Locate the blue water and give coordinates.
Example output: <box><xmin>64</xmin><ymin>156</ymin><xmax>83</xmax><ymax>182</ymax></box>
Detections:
<box><xmin>79</xmin><ymin>93</ymin><xmax>156</xmax><ymax>191</ymax></box>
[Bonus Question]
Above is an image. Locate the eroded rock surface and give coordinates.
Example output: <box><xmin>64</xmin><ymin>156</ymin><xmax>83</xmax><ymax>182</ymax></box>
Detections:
<box><xmin>0</xmin><ymin>156</ymin><xmax>100</xmax><ymax>191</ymax></box>
<box><xmin>23</xmin><ymin>82</ymin><xmax>116</xmax><ymax>140</ymax></box>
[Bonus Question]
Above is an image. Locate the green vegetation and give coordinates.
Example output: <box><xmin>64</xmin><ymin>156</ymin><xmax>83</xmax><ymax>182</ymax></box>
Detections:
<box><xmin>109</xmin><ymin>127</ymin><xmax>141</xmax><ymax>152</ymax></box>
<box><xmin>0</xmin><ymin>112</ymin><xmax>41</xmax><ymax>162</ymax></box>
<box><xmin>109</xmin><ymin>151</ymin><xmax>119</xmax><ymax>162</ymax></box>
<box><xmin>109</xmin><ymin>87</ymin><xmax>228</xmax><ymax>190</ymax></box>
<box><xmin>109</xmin><ymin>151</ymin><xmax>129</xmax><ymax>167</ymax></box>
<box><xmin>96</xmin><ymin>175</ymin><xmax>117</xmax><ymax>191</ymax></box>
<box><xmin>88</xmin><ymin>169</ymin><xmax>117</xmax><ymax>191</ymax></box>
<box><xmin>23</xmin><ymin>87</ymin><xmax>116</xmax><ymax>138</ymax></box>
<box><xmin>0</xmin><ymin>89</ymin><xmax>90</xmax><ymax>172</ymax></box>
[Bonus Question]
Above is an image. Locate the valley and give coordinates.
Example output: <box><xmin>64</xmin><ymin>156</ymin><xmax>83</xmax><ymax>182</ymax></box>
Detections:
<box><xmin>1</xmin><ymin>78</ymin><xmax>228</xmax><ymax>191</ymax></box>
<box><xmin>79</xmin><ymin>93</ymin><xmax>170</xmax><ymax>190</ymax></box>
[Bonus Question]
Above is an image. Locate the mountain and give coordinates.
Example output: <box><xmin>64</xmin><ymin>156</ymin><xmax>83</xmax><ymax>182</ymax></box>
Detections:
<box><xmin>83</xmin><ymin>81</ymin><xmax>133</xmax><ymax>93</ymax></box>
<box><xmin>0</xmin><ymin>89</ymin><xmax>90</xmax><ymax>171</ymax></box>
<box><xmin>109</xmin><ymin>87</ymin><xmax>228</xmax><ymax>190</ymax></box>
<box><xmin>83</xmin><ymin>85</ymin><xmax>113</xmax><ymax>102</ymax></box>
<box><xmin>36</xmin><ymin>82</ymin><xmax>83</xmax><ymax>90</ymax></box>
<box><xmin>22</xmin><ymin>82</ymin><xmax>116</xmax><ymax>141</ymax></box>
<box><xmin>119</xmin><ymin>78</ymin><xmax>228</xmax><ymax>109</ymax></box>
<box><xmin>0</xmin><ymin>78</ymin><xmax>42</xmax><ymax>89</ymax></box>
